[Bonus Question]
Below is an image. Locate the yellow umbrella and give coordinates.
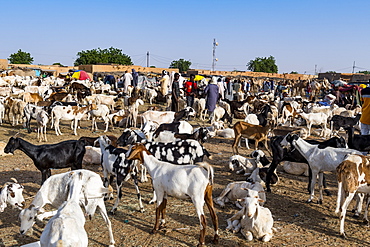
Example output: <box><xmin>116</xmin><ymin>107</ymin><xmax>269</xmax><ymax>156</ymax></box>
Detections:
<box><xmin>194</xmin><ymin>75</ymin><xmax>204</xmax><ymax>81</ymax></box>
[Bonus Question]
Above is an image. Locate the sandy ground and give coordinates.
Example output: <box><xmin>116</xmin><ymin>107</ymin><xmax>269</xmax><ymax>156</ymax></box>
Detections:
<box><xmin>0</xmin><ymin>112</ymin><xmax>369</xmax><ymax>247</ymax></box>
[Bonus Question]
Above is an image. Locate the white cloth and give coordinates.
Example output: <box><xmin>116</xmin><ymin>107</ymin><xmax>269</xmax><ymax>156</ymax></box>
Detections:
<box><xmin>123</xmin><ymin>72</ymin><xmax>133</xmax><ymax>93</ymax></box>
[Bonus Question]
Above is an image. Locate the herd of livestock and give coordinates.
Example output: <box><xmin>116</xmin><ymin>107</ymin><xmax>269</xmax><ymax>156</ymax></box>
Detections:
<box><xmin>0</xmin><ymin>71</ymin><xmax>370</xmax><ymax>246</ymax></box>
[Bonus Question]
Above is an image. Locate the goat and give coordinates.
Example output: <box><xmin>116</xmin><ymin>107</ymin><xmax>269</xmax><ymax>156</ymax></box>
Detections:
<box><xmin>36</xmin><ymin>110</ymin><xmax>49</xmax><ymax>142</ymax></box>
<box><xmin>174</xmin><ymin>127</ymin><xmax>211</xmax><ymax>143</ymax></box>
<box><xmin>228</xmin><ymin>154</ymin><xmax>263</xmax><ymax>175</ymax></box>
<box><xmin>79</xmin><ymin>135</ymin><xmax>118</xmax><ymax>147</ymax></box>
<box><xmin>117</xmin><ymin>129</ymin><xmax>146</xmax><ymax>147</ymax></box>
<box><xmin>336</xmin><ymin>154</ymin><xmax>370</xmax><ymax>238</ymax></box>
<box><xmin>19</xmin><ymin>169</ymin><xmax>115</xmax><ymax>247</ymax></box>
<box><xmin>126</xmin><ymin>98</ymin><xmax>144</xmax><ymax>128</ymax></box>
<box><xmin>126</xmin><ymin>143</ymin><xmax>219</xmax><ymax>246</ymax></box>
<box><xmin>96</xmin><ymin>135</ymin><xmax>144</xmax><ymax>213</ymax></box>
<box><xmin>265</xmin><ymin>135</ymin><xmax>347</xmax><ymax>193</ymax></box>
<box><xmin>226</xmin><ymin>194</ymin><xmax>274</xmax><ymax>242</ymax></box>
<box><xmin>82</xmin><ymin>146</ymin><xmax>101</xmax><ymax>166</ymax></box>
<box><xmin>0</xmin><ymin>178</ymin><xmax>24</xmax><ymax>212</ymax></box>
<box><xmin>4</xmin><ymin>137</ymin><xmax>86</xmax><ymax>184</ymax></box>
<box><xmin>345</xmin><ymin>126</ymin><xmax>370</xmax><ymax>151</ymax></box>
<box><xmin>141</xmin><ymin>110</ymin><xmax>175</xmax><ymax>126</ymax></box>
<box><xmin>51</xmin><ymin>105</ymin><xmax>89</xmax><ymax>135</ymax></box>
<box><xmin>232</xmin><ymin>121</ymin><xmax>270</xmax><ymax>154</ymax></box>
<box><xmin>280</xmin><ymin>133</ymin><xmax>361</xmax><ymax>203</ymax></box>
<box><xmin>152</xmin><ymin>121</ymin><xmax>193</xmax><ymax>139</ymax></box>
<box><xmin>282</xmin><ymin>161</ymin><xmax>309</xmax><ymax>176</ymax></box>
<box><xmin>214</xmin><ymin>181</ymin><xmax>265</xmax><ymax>208</ymax></box>
<box><xmin>212</xmin><ymin>106</ymin><xmax>233</xmax><ymax>125</ymax></box>
<box><xmin>297</xmin><ymin>112</ymin><xmax>328</xmax><ymax>136</ymax></box>
<box><xmin>39</xmin><ymin>171</ymin><xmax>88</xmax><ymax>247</ymax></box>
<box><xmin>23</xmin><ymin>104</ymin><xmax>46</xmax><ymax>133</ymax></box>
<box><xmin>89</xmin><ymin>103</ymin><xmax>110</xmax><ymax>132</ymax></box>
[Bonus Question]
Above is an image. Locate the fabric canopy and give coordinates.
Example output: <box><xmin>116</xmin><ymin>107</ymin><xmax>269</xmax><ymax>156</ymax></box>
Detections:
<box><xmin>72</xmin><ymin>70</ymin><xmax>91</xmax><ymax>80</ymax></box>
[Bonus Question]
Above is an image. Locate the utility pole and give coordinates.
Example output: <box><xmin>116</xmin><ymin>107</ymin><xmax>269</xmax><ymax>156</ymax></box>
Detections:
<box><xmin>314</xmin><ymin>64</ymin><xmax>317</xmax><ymax>75</ymax></box>
<box><xmin>212</xmin><ymin>39</ymin><xmax>218</xmax><ymax>72</ymax></box>
<box><xmin>352</xmin><ymin>61</ymin><xmax>355</xmax><ymax>73</ymax></box>
<box><xmin>146</xmin><ymin>51</ymin><xmax>149</xmax><ymax>67</ymax></box>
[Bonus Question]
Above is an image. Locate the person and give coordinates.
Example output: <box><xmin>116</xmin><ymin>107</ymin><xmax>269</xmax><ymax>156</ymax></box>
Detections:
<box><xmin>103</xmin><ymin>75</ymin><xmax>116</xmax><ymax>91</ymax></box>
<box><xmin>217</xmin><ymin>78</ymin><xmax>225</xmax><ymax>100</ymax></box>
<box><xmin>204</xmin><ymin>77</ymin><xmax>219</xmax><ymax>122</ymax></box>
<box><xmin>360</xmin><ymin>86</ymin><xmax>370</xmax><ymax>135</ymax></box>
<box><xmin>132</xmin><ymin>69</ymin><xmax>138</xmax><ymax>88</ymax></box>
<box><xmin>159</xmin><ymin>70</ymin><xmax>170</xmax><ymax>96</ymax></box>
<box><xmin>171</xmin><ymin>73</ymin><xmax>181</xmax><ymax>112</ymax></box>
<box><xmin>123</xmin><ymin>71</ymin><xmax>133</xmax><ymax>94</ymax></box>
<box><xmin>183</xmin><ymin>74</ymin><xmax>198</xmax><ymax>107</ymax></box>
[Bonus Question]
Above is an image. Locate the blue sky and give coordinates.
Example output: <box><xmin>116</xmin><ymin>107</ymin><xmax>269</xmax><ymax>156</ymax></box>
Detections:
<box><xmin>1</xmin><ymin>0</ymin><xmax>370</xmax><ymax>74</ymax></box>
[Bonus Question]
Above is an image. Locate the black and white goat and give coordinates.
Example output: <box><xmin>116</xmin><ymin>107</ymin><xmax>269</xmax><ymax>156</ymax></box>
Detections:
<box><xmin>96</xmin><ymin>135</ymin><xmax>144</xmax><ymax>213</ymax></box>
<box><xmin>23</xmin><ymin>104</ymin><xmax>46</xmax><ymax>133</ymax></box>
<box><xmin>280</xmin><ymin>134</ymin><xmax>361</xmax><ymax>203</ymax></box>
<box><xmin>4</xmin><ymin>137</ymin><xmax>86</xmax><ymax>184</ymax></box>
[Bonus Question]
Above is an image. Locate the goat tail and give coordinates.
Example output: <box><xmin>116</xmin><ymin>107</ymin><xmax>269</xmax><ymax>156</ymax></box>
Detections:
<box><xmin>56</xmin><ymin>240</ymin><xmax>64</xmax><ymax>247</ymax></box>
<box><xmin>196</xmin><ymin>162</ymin><xmax>214</xmax><ymax>185</ymax></box>
<box><xmin>203</xmin><ymin>148</ymin><xmax>213</xmax><ymax>160</ymax></box>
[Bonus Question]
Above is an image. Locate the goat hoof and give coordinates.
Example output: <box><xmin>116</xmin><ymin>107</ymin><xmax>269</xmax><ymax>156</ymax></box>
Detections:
<box><xmin>140</xmin><ymin>208</ymin><xmax>145</xmax><ymax>213</ymax></box>
<box><xmin>352</xmin><ymin>214</ymin><xmax>360</xmax><ymax>219</ymax></box>
<box><xmin>306</xmin><ymin>199</ymin><xmax>312</xmax><ymax>203</ymax></box>
<box><xmin>318</xmin><ymin>200</ymin><xmax>323</xmax><ymax>205</ymax></box>
<box><xmin>212</xmin><ymin>234</ymin><xmax>220</xmax><ymax>244</ymax></box>
<box><xmin>324</xmin><ymin>189</ymin><xmax>332</xmax><ymax>196</ymax></box>
<box><xmin>340</xmin><ymin>233</ymin><xmax>347</xmax><ymax>239</ymax></box>
<box><xmin>151</xmin><ymin>229</ymin><xmax>158</xmax><ymax>234</ymax></box>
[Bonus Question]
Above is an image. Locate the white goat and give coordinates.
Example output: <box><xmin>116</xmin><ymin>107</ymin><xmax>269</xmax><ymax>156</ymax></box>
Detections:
<box><xmin>298</xmin><ymin>112</ymin><xmax>328</xmax><ymax>136</ymax></box>
<box><xmin>214</xmin><ymin>181</ymin><xmax>265</xmax><ymax>208</ymax></box>
<box><xmin>82</xmin><ymin>146</ymin><xmax>102</xmax><ymax>166</ymax></box>
<box><xmin>19</xmin><ymin>169</ymin><xmax>115</xmax><ymax>247</ymax></box>
<box><xmin>282</xmin><ymin>161</ymin><xmax>309</xmax><ymax>176</ymax></box>
<box><xmin>226</xmin><ymin>195</ymin><xmax>274</xmax><ymax>242</ymax></box>
<box><xmin>193</xmin><ymin>98</ymin><xmax>206</xmax><ymax>120</ymax></box>
<box><xmin>39</xmin><ymin>172</ymin><xmax>88</xmax><ymax>247</ymax></box>
<box><xmin>126</xmin><ymin>99</ymin><xmax>144</xmax><ymax>128</ymax></box>
<box><xmin>0</xmin><ymin>178</ymin><xmax>24</xmax><ymax>212</ymax></box>
<box><xmin>126</xmin><ymin>143</ymin><xmax>219</xmax><ymax>246</ymax></box>
<box><xmin>281</xmin><ymin>134</ymin><xmax>361</xmax><ymax>203</ymax></box>
<box><xmin>89</xmin><ymin>103</ymin><xmax>110</xmax><ymax>132</ymax></box>
<box><xmin>228</xmin><ymin>154</ymin><xmax>262</xmax><ymax>175</ymax></box>
<box><xmin>51</xmin><ymin>105</ymin><xmax>89</xmax><ymax>136</ymax></box>
<box><xmin>36</xmin><ymin>110</ymin><xmax>49</xmax><ymax>142</ymax></box>
<box><xmin>141</xmin><ymin>110</ymin><xmax>175</xmax><ymax>126</ymax></box>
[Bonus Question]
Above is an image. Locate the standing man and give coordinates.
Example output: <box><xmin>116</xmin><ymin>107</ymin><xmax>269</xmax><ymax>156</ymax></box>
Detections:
<box><xmin>160</xmin><ymin>70</ymin><xmax>170</xmax><ymax>96</ymax></box>
<box><xmin>171</xmin><ymin>73</ymin><xmax>181</xmax><ymax>112</ymax></box>
<box><xmin>123</xmin><ymin>70</ymin><xmax>133</xmax><ymax>94</ymax></box>
<box><xmin>184</xmin><ymin>74</ymin><xmax>197</xmax><ymax>107</ymax></box>
<box><xmin>204</xmin><ymin>77</ymin><xmax>219</xmax><ymax>122</ymax></box>
<box><xmin>132</xmin><ymin>69</ymin><xmax>138</xmax><ymax>88</ymax></box>
<box><xmin>360</xmin><ymin>86</ymin><xmax>370</xmax><ymax>134</ymax></box>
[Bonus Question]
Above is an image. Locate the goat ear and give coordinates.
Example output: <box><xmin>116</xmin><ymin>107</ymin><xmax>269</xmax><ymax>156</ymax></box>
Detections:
<box><xmin>258</xmin><ymin>198</ymin><xmax>265</xmax><ymax>203</ymax></box>
<box><xmin>241</xmin><ymin>188</ymin><xmax>249</xmax><ymax>191</ymax></box>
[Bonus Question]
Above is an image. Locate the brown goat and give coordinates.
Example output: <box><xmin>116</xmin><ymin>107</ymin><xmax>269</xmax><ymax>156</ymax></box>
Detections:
<box><xmin>232</xmin><ymin>121</ymin><xmax>270</xmax><ymax>154</ymax></box>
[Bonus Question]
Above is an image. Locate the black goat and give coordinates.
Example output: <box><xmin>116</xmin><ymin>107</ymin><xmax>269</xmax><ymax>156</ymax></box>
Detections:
<box><xmin>330</xmin><ymin>114</ymin><xmax>361</xmax><ymax>131</ymax></box>
<box><xmin>256</xmin><ymin>104</ymin><xmax>272</xmax><ymax>127</ymax></box>
<box><xmin>224</xmin><ymin>98</ymin><xmax>249</xmax><ymax>118</ymax></box>
<box><xmin>4</xmin><ymin>137</ymin><xmax>86</xmax><ymax>184</ymax></box>
<box><xmin>266</xmin><ymin>135</ymin><xmax>347</xmax><ymax>193</ymax></box>
<box><xmin>345</xmin><ymin>126</ymin><xmax>370</xmax><ymax>151</ymax></box>
<box><xmin>174</xmin><ymin>107</ymin><xmax>196</xmax><ymax>121</ymax></box>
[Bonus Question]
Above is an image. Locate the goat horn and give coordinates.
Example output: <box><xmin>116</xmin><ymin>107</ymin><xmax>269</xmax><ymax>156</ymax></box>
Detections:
<box><xmin>13</xmin><ymin>132</ymin><xmax>20</xmax><ymax>138</ymax></box>
<box><xmin>10</xmin><ymin>178</ymin><xmax>18</xmax><ymax>183</ymax></box>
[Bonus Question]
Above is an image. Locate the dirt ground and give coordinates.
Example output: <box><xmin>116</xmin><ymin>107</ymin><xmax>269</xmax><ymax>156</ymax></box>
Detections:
<box><xmin>0</xmin><ymin>112</ymin><xmax>369</xmax><ymax>247</ymax></box>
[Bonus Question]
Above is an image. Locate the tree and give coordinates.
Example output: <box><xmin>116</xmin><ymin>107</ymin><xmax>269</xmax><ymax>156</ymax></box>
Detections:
<box><xmin>52</xmin><ymin>62</ymin><xmax>64</xmax><ymax>66</ymax></box>
<box><xmin>74</xmin><ymin>47</ymin><xmax>133</xmax><ymax>66</ymax></box>
<box><xmin>290</xmin><ymin>71</ymin><xmax>298</xmax><ymax>74</ymax></box>
<box><xmin>8</xmin><ymin>49</ymin><xmax>34</xmax><ymax>64</ymax></box>
<box><xmin>246</xmin><ymin>56</ymin><xmax>278</xmax><ymax>73</ymax></box>
<box><xmin>358</xmin><ymin>70</ymin><xmax>370</xmax><ymax>74</ymax></box>
<box><xmin>169</xmin><ymin>59</ymin><xmax>191</xmax><ymax>73</ymax></box>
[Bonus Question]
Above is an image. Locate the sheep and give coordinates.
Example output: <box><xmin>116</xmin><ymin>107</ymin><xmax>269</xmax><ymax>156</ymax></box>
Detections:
<box><xmin>281</xmin><ymin>133</ymin><xmax>361</xmax><ymax>203</ymax></box>
<box><xmin>226</xmin><ymin>194</ymin><xmax>274</xmax><ymax>242</ymax></box>
<box><xmin>126</xmin><ymin>143</ymin><xmax>219</xmax><ymax>246</ymax></box>
<box><xmin>36</xmin><ymin>110</ymin><xmax>49</xmax><ymax>142</ymax></box>
<box><xmin>39</xmin><ymin>172</ymin><xmax>88</xmax><ymax>247</ymax></box>
<box><xmin>19</xmin><ymin>170</ymin><xmax>115</xmax><ymax>247</ymax></box>
<box><xmin>0</xmin><ymin>178</ymin><xmax>25</xmax><ymax>212</ymax></box>
<box><xmin>214</xmin><ymin>181</ymin><xmax>265</xmax><ymax>208</ymax></box>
